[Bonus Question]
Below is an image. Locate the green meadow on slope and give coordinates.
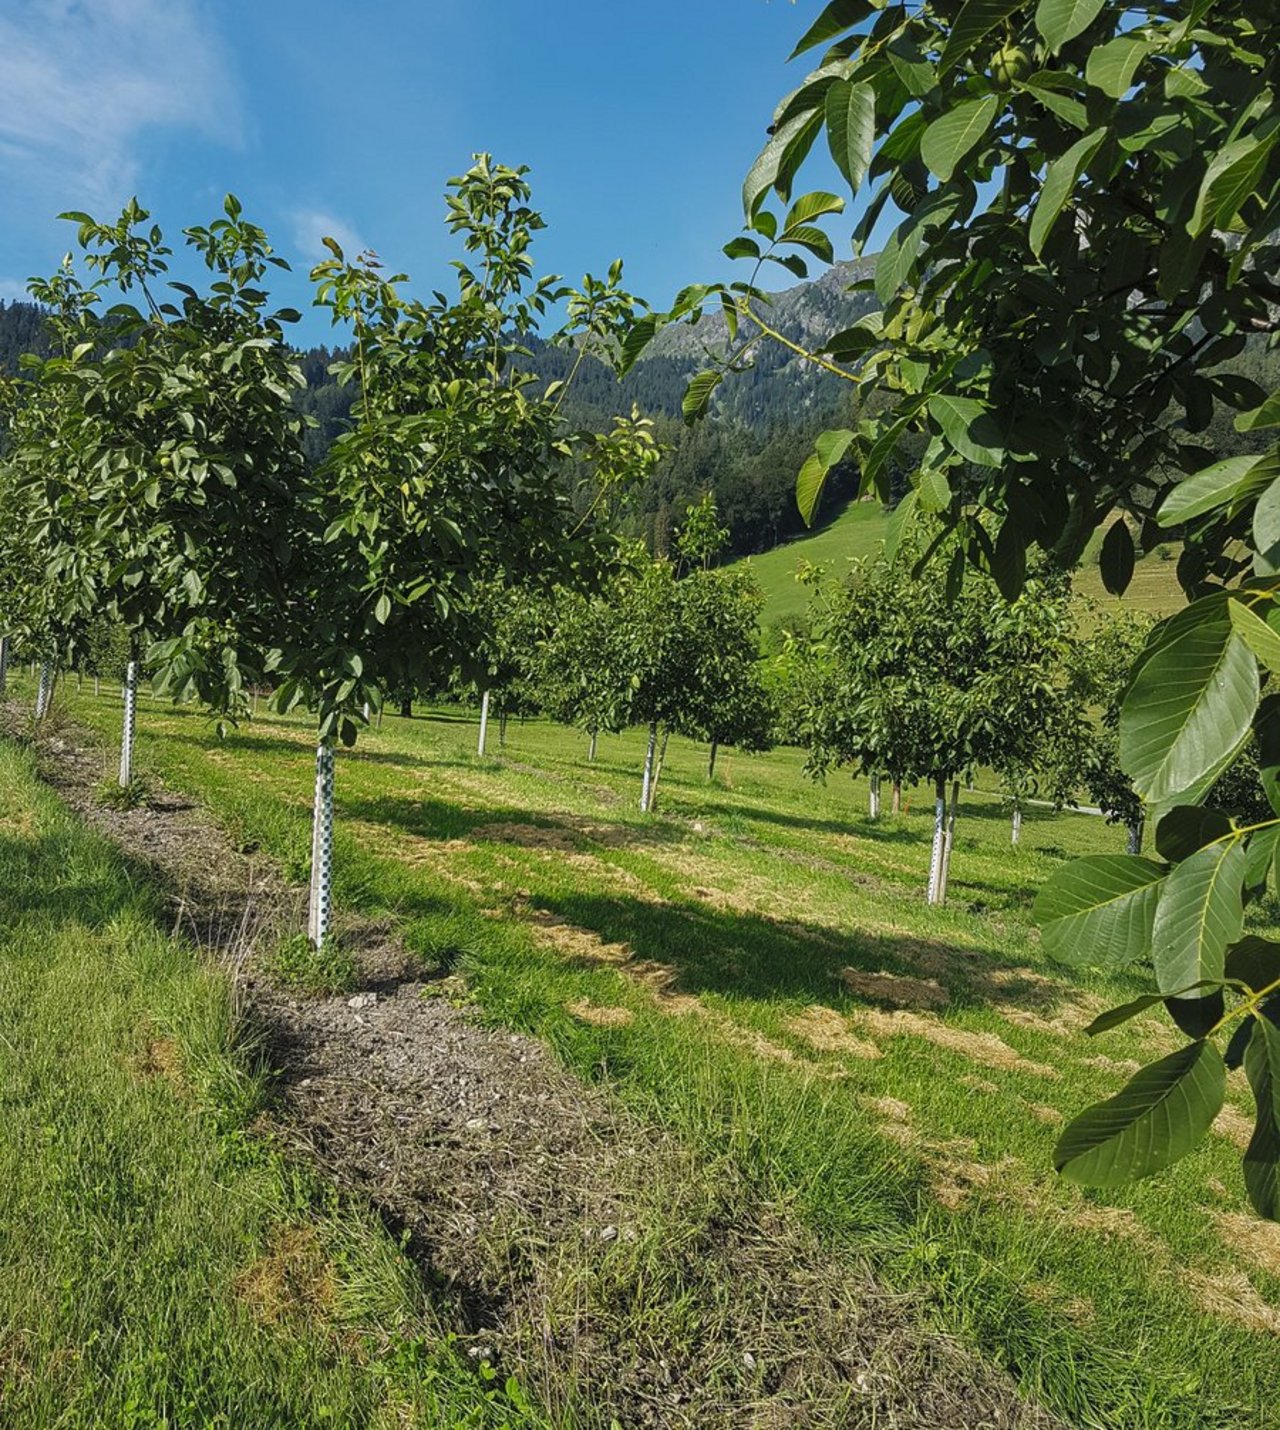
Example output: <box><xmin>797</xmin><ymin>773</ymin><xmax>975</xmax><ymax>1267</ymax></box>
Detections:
<box><xmin>26</xmin><ymin>670</ymin><xmax>1280</xmax><ymax>1430</ymax></box>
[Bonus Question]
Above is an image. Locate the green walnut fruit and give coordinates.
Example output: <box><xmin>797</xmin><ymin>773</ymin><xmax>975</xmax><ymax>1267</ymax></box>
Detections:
<box><xmin>991</xmin><ymin>44</ymin><xmax>1033</xmax><ymax>89</ymax></box>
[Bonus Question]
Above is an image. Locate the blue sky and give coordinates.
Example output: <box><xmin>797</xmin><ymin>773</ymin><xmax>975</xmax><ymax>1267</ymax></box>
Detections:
<box><xmin>0</xmin><ymin>0</ymin><xmax>852</xmax><ymax>343</ymax></box>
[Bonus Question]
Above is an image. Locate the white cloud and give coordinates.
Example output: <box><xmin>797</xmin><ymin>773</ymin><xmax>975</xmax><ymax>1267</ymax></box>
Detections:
<box><xmin>289</xmin><ymin>208</ymin><xmax>371</xmax><ymax>265</ymax></box>
<box><xmin>0</xmin><ymin>0</ymin><xmax>242</xmax><ymax>209</ymax></box>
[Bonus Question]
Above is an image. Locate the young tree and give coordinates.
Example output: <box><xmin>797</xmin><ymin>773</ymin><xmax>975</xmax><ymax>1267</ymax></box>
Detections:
<box><xmin>631</xmin><ymin>0</ymin><xmax>1280</xmax><ymax>1217</ymax></box>
<box><xmin>802</xmin><ymin>545</ymin><xmax>1073</xmax><ymax>902</ymax></box>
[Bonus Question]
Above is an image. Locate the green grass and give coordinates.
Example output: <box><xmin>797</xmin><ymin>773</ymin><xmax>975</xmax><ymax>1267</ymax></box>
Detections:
<box><xmin>740</xmin><ymin>499</ymin><xmax>1185</xmax><ymax>632</ymax></box>
<box><xmin>0</xmin><ymin>738</ymin><xmax>548</xmax><ymax>1428</ymax></box>
<box><xmin>39</xmin><ymin>676</ymin><xmax>1280</xmax><ymax>1428</ymax></box>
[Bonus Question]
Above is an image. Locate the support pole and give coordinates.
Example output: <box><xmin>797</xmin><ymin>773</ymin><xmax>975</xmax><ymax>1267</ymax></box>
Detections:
<box><xmin>307</xmin><ymin>741</ymin><xmax>336</xmax><ymax>948</ymax></box>
<box><xmin>649</xmin><ymin>727</ymin><xmax>670</xmax><ymax>812</ymax></box>
<box><xmin>499</xmin><ymin>710</ymin><xmax>508</xmax><ymax>748</ymax></box>
<box><xmin>34</xmin><ymin>662</ymin><xmax>54</xmax><ymax>720</ymax></box>
<box><xmin>0</xmin><ymin>635</ymin><xmax>8</xmax><ymax>699</ymax></box>
<box><xmin>926</xmin><ymin>776</ymin><xmax>947</xmax><ymax>905</ymax></box>
<box><xmin>478</xmin><ymin>689</ymin><xmax>490</xmax><ymax>756</ymax></box>
<box><xmin>119</xmin><ymin>660</ymin><xmax>138</xmax><ymax>787</ymax></box>
<box><xmin>588</xmin><ymin>728</ymin><xmax>598</xmax><ymax>763</ymax></box>
<box><xmin>640</xmin><ymin>721</ymin><xmax>657</xmax><ymax>812</ymax></box>
<box><xmin>707</xmin><ymin>740</ymin><xmax>718</xmax><ymax>782</ymax></box>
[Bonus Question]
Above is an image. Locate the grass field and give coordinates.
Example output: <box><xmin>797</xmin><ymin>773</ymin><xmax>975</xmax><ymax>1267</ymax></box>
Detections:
<box><xmin>741</xmin><ymin>500</ymin><xmax>1185</xmax><ymax>631</ymax></box>
<box><xmin>17</xmin><ymin>670</ymin><xmax>1280</xmax><ymax>1429</ymax></box>
<box><xmin>0</xmin><ymin>738</ymin><xmax>551</xmax><ymax>1427</ymax></box>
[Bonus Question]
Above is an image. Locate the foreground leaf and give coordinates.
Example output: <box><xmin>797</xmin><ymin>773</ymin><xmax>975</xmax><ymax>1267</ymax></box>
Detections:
<box><xmin>1055</xmin><ymin>1041</ymin><xmax>1226</xmax><ymax>1186</ymax></box>
<box><xmin>1244</xmin><ymin>1019</ymin><xmax>1280</xmax><ymax>1220</ymax></box>
<box><xmin>1150</xmin><ymin>841</ymin><xmax>1245</xmax><ymax>996</ymax></box>
<box><xmin>1034</xmin><ymin>855</ymin><xmax>1164</xmax><ymax>967</ymax></box>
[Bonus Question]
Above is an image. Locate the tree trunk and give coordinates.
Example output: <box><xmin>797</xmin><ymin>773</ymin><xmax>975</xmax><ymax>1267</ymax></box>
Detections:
<box><xmin>376</xmin><ymin>705</ymin><xmax>384</xmax><ymax>729</ymax></box>
<box><xmin>499</xmin><ymin>711</ymin><xmax>508</xmax><ymax>748</ymax></box>
<box><xmin>307</xmin><ymin>741</ymin><xmax>336</xmax><ymax>948</ymax></box>
<box><xmin>400</xmin><ymin>697</ymin><xmax>412</xmax><ymax>719</ymax></box>
<box><xmin>707</xmin><ymin>740</ymin><xmax>718</xmax><ymax>782</ymax></box>
<box><xmin>0</xmin><ymin>635</ymin><xmax>8</xmax><ymax>699</ymax></box>
<box><xmin>1011</xmin><ymin>802</ymin><xmax>1022</xmax><ymax>846</ymax></box>
<box><xmin>34</xmin><ymin>662</ymin><xmax>54</xmax><ymax>721</ymax></box>
<box><xmin>77</xmin><ymin>669</ymin><xmax>83</xmax><ymax>692</ymax></box>
<box><xmin>119</xmin><ymin>659</ymin><xmax>138</xmax><ymax>787</ymax></box>
<box><xmin>891</xmin><ymin>779</ymin><xmax>901</xmax><ymax>816</ymax></box>
<box><xmin>938</xmin><ymin>779</ymin><xmax>961</xmax><ymax>903</ymax></box>
<box><xmin>94</xmin><ymin>674</ymin><xmax>101</xmax><ymax>697</ymax></box>
<box><xmin>1127</xmin><ymin>819</ymin><xmax>1145</xmax><ymax>855</ymax></box>
<box><xmin>649</xmin><ymin>727</ymin><xmax>671</xmax><ymax>812</ymax></box>
<box><xmin>478</xmin><ymin>689</ymin><xmax>490</xmax><ymax>756</ymax></box>
<box><xmin>869</xmin><ymin>773</ymin><xmax>881</xmax><ymax>820</ymax></box>
<box><xmin>640</xmin><ymin>721</ymin><xmax>657</xmax><ymax>812</ymax></box>
<box><xmin>252</xmin><ymin>687</ymin><xmax>260</xmax><ymax>716</ymax></box>
<box><xmin>926</xmin><ymin>776</ymin><xmax>948</xmax><ymax>905</ymax></box>
<box><xmin>588</xmin><ymin>728</ymin><xmax>598</xmax><ymax>762</ymax></box>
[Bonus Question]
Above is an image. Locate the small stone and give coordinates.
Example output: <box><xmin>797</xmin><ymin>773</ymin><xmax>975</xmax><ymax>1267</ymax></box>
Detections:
<box><xmin>599</xmin><ymin>1225</ymin><xmax>618</xmax><ymax>1242</ymax></box>
<box><xmin>346</xmin><ymin>992</ymin><xmax>377</xmax><ymax>1010</ymax></box>
<box><xmin>743</xmin><ymin>1351</ymin><xmax>757</xmax><ymax>1371</ymax></box>
<box><xmin>465</xmin><ymin>1117</ymin><xmax>487</xmax><ymax>1131</ymax></box>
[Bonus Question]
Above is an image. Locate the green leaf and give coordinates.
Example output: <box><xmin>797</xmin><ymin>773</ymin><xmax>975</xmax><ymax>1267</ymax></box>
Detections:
<box><xmin>1055</xmin><ymin>1042</ymin><xmax>1226</xmax><ymax>1186</ymax></box>
<box><xmin>1086</xmin><ymin>984</ymin><xmax>1224</xmax><ymax>1035</ymax></box>
<box><xmin>1085</xmin><ymin>36</ymin><xmax>1152</xmax><ymax>99</ymax></box>
<box><xmin>1226</xmin><ymin>937</ymin><xmax>1280</xmax><ymax>993</ymax></box>
<box><xmin>1190</xmin><ymin>134</ymin><xmax>1277</xmax><ymax>239</ymax></box>
<box><xmin>938</xmin><ymin>0</ymin><xmax>1022</xmax><ymax>74</ymax></box>
<box><xmin>823</xmin><ymin>314</ymin><xmax>883</xmax><ymax>359</ymax></box>
<box><xmin>916</xmin><ymin>467</ymin><xmax>951</xmax><ymax>514</ymax></box>
<box><xmin>1034</xmin><ymin>855</ymin><xmax>1166</xmax><ymax>968</ymax></box>
<box><xmin>795</xmin><ymin>429</ymin><xmax>856</xmax><ymax>526</ymax></box>
<box><xmin>789</xmin><ymin>0</ymin><xmax>874</xmax><ymax>58</ymax></box>
<box><xmin>1099</xmin><ymin>517</ymin><xmax>1134</xmax><ymax>595</ymax></box>
<box><xmin>619</xmin><ymin>314</ymin><xmax>659</xmax><ymax>375</ymax></box>
<box><xmin>1236</xmin><ymin>391</ymin><xmax>1280</xmax><ymax>433</ymax></box>
<box><xmin>374</xmin><ymin>591</ymin><xmax>392</xmax><ymax>624</ymax></box>
<box><xmin>825</xmin><ymin>80</ymin><xmax>877</xmax><ymax>191</ymax></box>
<box><xmin>1229</xmin><ymin>599</ymin><xmax>1280</xmax><ymax>677</ymax></box>
<box><xmin>1155</xmin><ymin>806</ymin><xmax>1234</xmax><ymax>863</ymax></box>
<box><xmin>743</xmin><ymin>110</ymin><xmax>823</xmax><ymax>215</ymax></box>
<box><xmin>1120</xmin><ymin>610</ymin><xmax>1259</xmax><ymax>809</ymax></box>
<box><xmin>1255</xmin><ymin>475</ymin><xmax>1280</xmax><ymax>570</ymax></box>
<box><xmin>921</xmin><ymin>96</ymin><xmax>1000</xmax><ymax>183</ymax></box>
<box><xmin>682</xmin><ymin>370</ymin><xmax>723</xmax><ymax>422</ymax></box>
<box><xmin>928</xmin><ymin>393</ymin><xmax>1004</xmax><ymax>467</ymax></box>
<box><xmin>1017</xmin><ymin>77</ymin><xmax>1089</xmax><ymax>130</ymax></box>
<box><xmin>1150</xmin><ymin>840</ymin><xmax>1246</xmax><ymax>997</ymax></box>
<box><xmin>1244</xmin><ymin>1019</ymin><xmax>1280</xmax><ymax>1220</ymax></box>
<box><xmin>1244</xmin><ymin>829</ymin><xmax>1280</xmax><ymax>896</ymax></box>
<box><xmin>722</xmin><ymin>236</ymin><xmax>761</xmax><ymax>261</ymax></box>
<box><xmin>1034</xmin><ymin>0</ymin><xmax>1106</xmax><ymax>52</ymax></box>
<box><xmin>1158</xmin><ymin>453</ymin><xmax>1273</xmax><ymax>526</ymax></box>
<box><xmin>785</xmin><ymin>191</ymin><xmax>845</xmax><ymax>229</ymax></box>
<box><xmin>884</xmin><ymin>489</ymin><xmax>918</xmax><ymax>559</ymax></box>
<box><xmin>1030</xmin><ymin>128</ymin><xmax>1106</xmax><ymax>256</ymax></box>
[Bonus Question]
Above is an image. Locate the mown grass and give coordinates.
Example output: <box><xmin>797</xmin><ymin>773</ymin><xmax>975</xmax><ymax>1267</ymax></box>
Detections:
<box><xmin>39</xmin><ymin>678</ymin><xmax>1280</xmax><ymax>1428</ymax></box>
<box><xmin>0</xmin><ymin>738</ymin><xmax>549</xmax><ymax>1428</ymax></box>
<box><xmin>741</xmin><ymin>498</ymin><xmax>1184</xmax><ymax>631</ymax></box>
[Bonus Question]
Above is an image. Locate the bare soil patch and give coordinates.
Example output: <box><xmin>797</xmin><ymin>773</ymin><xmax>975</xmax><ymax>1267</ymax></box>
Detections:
<box><xmin>20</xmin><ymin>716</ymin><xmax>1064</xmax><ymax>1429</ymax></box>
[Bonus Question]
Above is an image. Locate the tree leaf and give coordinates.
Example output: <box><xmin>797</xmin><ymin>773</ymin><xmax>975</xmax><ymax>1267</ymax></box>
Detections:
<box><xmin>723</xmin><ymin>236</ymin><xmax>761</xmax><ymax>261</ymax></box>
<box><xmin>1157</xmin><ymin>453</ymin><xmax>1273</xmax><ymax>526</ymax></box>
<box><xmin>1055</xmin><ymin>1041</ymin><xmax>1226</xmax><ymax>1186</ymax></box>
<box><xmin>1099</xmin><ymin>517</ymin><xmax>1134</xmax><ymax>595</ymax></box>
<box><xmin>921</xmin><ymin>96</ymin><xmax>1000</xmax><ymax>182</ymax></box>
<box><xmin>1120</xmin><ymin>610</ymin><xmax>1258</xmax><ymax>809</ymax></box>
<box><xmin>1236</xmin><ymin>390</ymin><xmax>1280</xmax><ymax>433</ymax></box>
<box><xmin>1034</xmin><ymin>854</ymin><xmax>1165</xmax><ymax>967</ymax></box>
<box><xmin>1030</xmin><ymin>128</ymin><xmax>1106</xmax><ymax>256</ymax></box>
<box><xmin>1155</xmin><ymin>805</ymin><xmax>1234</xmax><ymax>863</ymax></box>
<box><xmin>1190</xmin><ymin>134</ymin><xmax>1277</xmax><ymax>239</ymax></box>
<box><xmin>825</xmin><ymin>80</ymin><xmax>877</xmax><ymax>191</ymax></box>
<box><xmin>374</xmin><ymin>591</ymin><xmax>392</xmax><ymax>624</ymax></box>
<box><xmin>1085</xmin><ymin>35</ymin><xmax>1152</xmax><ymax>99</ymax></box>
<box><xmin>790</xmin><ymin>0</ymin><xmax>874</xmax><ymax>58</ymax></box>
<box><xmin>1150</xmin><ymin>839</ymin><xmax>1246</xmax><ymax>997</ymax></box>
<box><xmin>939</xmin><ymin>0</ymin><xmax>1023</xmax><ymax>72</ymax></box>
<box><xmin>743</xmin><ymin>110</ymin><xmax>823</xmax><ymax>216</ymax></box>
<box><xmin>785</xmin><ymin>191</ymin><xmax>846</xmax><ymax>230</ymax></box>
<box><xmin>1034</xmin><ymin>0</ymin><xmax>1106</xmax><ymax>52</ymax></box>
<box><xmin>928</xmin><ymin>393</ymin><xmax>1004</xmax><ymax>467</ymax></box>
<box><xmin>682</xmin><ymin>370</ymin><xmax>723</xmax><ymax>422</ymax></box>
<box><xmin>1226</xmin><ymin>937</ymin><xmax>1280</xmax><ymax>993</ymax></box>
<box><xmin>1087</xmin><ymin>984</ymin><xmax>1224</xmax><ymax>1035</ymax></box>
<box><xmin>1229</xmin><ymin>599</ymin><xmax>1280</xmax><ymax>677</ymax></box>
<box><xmin>795</xmin><ymin>429</ymin><xmax>856</xmax><ymax>526</ymax></box>
<box><xmin>1244</xmin><ymin>1019</ymin><xmax>1280</xmax><ymax>1220</ymax></box>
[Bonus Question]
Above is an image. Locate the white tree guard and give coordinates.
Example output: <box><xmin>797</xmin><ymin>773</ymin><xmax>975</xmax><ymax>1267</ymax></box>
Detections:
<box><xmin>119</xmin><ymin>661</ymin><xmax>138</xmax><ymax>787</ymax></box>
<box><xmin>869</xmin><ymin>774</ymin><xmax>881</xmax><ymax>820</ymax></box>
<box><xmin>477</xmin><ymin>689</ymin><xmax>490</xmax><ymax>756</ymax></box>
<box><xmin>937</xmin><ymin>779</ymin><xmax>960</xmax><ymax>903</ymax></box>
<box><xmin>640</xmin><ymin>721</ymin><xmax>657</xmax><ymax>812</ymax></box>
<box><xmin>308</xmin><ymin>742</ymin><xmax>336</xmax><ymax>948</ymax></box>
<box><xmin>588</xmin><ymin>729</ymin><xmax>598</xmax><ymax>762</ymax></box>
<box><xmin>1127</xmin><ymin>819</ymin><xmax>1144</xmax><ymax>855</ymax></box>
<box><xmin>1011</xmin><ymin>804</ymin><xmax>1023</xmax><ymax>845</ymax></box>
<box><xmin>34</xmin><ymin>662</ymin><xmax>54</xmax><ymax>720</ymax></box>
<box><xmin>926</xmin><ymin>777</ymin><xmax>947</xmax><ymax>905</ymax></box>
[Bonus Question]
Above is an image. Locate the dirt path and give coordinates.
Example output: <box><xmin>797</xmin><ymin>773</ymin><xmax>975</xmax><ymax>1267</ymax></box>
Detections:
<box><xmin>22</xmin><ymin>717</ymin><xmax>1063</xmax><ymax>1430</ymax></box>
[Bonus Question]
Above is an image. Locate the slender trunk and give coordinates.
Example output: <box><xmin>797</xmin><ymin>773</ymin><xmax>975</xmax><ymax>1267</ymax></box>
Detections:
<box><xmin>1011</xmin><ymin>802</ymin><xmax>1022</xmax><ymax>846</ymax></box>
<box><xmin>938</xmin><ymin>779</ymin><xmax>961</xmax><ymax>904</ymax></box>
<box><xmin>478</xmin><ymin>689</ymin><xmax>490</xmax><ymax>756</ymax></box>
<box><xmin>926</xmin><ymin>776</ymin><xmax>948</xmax><ymax>905</ymax></box>
<box><xmin>649</xmin><ymin>727</ymin><xmax>672</xmax><ymax>811</ymax></box>
<box><xmin>499</xmin><ymin>711</ymin><xmax>508</xmax><ymax>748</ymax></box>
<box><xmin>0</xmin><ymin>635</ymin><xmax>8</xmax><ymax>699</ymax></box>
<box><xmin>307</xmin><ymin>741</ymin><xmax>336</xmax><ymax>948</ymax></box>
<box><xmin>119</xmin><ymin>659</ymin><xmax>138</xmax><ymax>787</ymax></box>
<box><xmin>77</xmin><ymin>669</ymin><xmax>83</xmax><ymax>693</ymax></box>
<box><xmin>376</xmin><ymin>705</ymin><xmax>384</xmax><ymax>730</ymax></box>
<box><xmin>891</xmin><ymin>779</ymin><xmax>901</xmax><ymax>816</ymax></box>
<box><xmin>869</xmin><ymin>773</ymin><xmax>881</xmax><ymax>820</ymax></box>
<box><xmin>252</xmin><ymin>687</ymin><xmax>260</xmax><ymax>716</ymax></box>
<box><xmin>588</xmin><ymin>728</ymin><xmax>598</xmax><ymax>762</ymax></box>
<box><xmin>640</xmin><ymin>721</ymin><xmax>657</xmax><ymax>812</ymax></box>
<box><xmin>34</xmin><ymin>662</ymin><xmax>54</xmax><ymax>720</ymax></box>
<box><xmin>1127</xmin><ymin>819</ymin><xmax>1145</xmax><ymax>855</ymax></box>
<box><xmin>399</xmin><ymin>697</ymin><xmax>412</xmax><ymax>719</ymax></box>
<box><xmin>707</xmin><ymin>740</ymin><xmax>718</xmax><ymax>782</ymax></box>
